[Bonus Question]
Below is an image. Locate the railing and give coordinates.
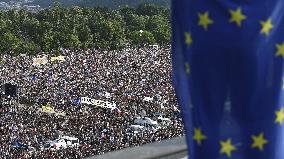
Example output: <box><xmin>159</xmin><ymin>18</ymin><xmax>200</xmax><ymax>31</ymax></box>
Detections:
<box><xmin>86</xmin><ymin>136</ymin><xmax>188</xmax><ymax>159</ymax></box>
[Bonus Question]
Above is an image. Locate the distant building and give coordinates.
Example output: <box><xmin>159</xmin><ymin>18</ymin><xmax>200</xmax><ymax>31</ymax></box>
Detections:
<box><xmin>0</xmin><ymin>2</ymin><xmax>10</xmax><ymax>10</ymax></box>
<box><xmin>0</xmin><ymin>0</ymin><xmax>42</xmax><ymax>12</ymax></box>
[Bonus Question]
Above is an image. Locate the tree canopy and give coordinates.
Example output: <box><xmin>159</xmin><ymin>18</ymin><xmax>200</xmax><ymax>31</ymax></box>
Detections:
<box><xmin>30</xmin><ymin>0</ymin><xmax>170</xmax><ymax>9</ymax></box>
<box><xmin>0</xmin><ymin>3</ymin><xmax>170</xmax><ymax>55</ymax></box>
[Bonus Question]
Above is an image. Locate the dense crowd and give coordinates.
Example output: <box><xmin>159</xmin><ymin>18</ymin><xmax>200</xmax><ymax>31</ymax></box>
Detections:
<box><xmin>0</xmin><ymin>46</ymin><xmax>184</xmax><ymax>158</ymax></box>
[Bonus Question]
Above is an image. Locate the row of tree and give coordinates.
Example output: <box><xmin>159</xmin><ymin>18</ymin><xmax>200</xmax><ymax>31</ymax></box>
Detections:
<box><xmin>31</xmin><ymin>0</ymin><xmax>171</xmax><ymax>9</ymax></box>
<box><xmin>0</xmin><ymin>3</ymin><xmax>171</xmax><ymax>55</ymax></box>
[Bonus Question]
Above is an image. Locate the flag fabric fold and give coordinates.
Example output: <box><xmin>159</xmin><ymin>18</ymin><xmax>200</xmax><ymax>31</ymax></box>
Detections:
<box><xmin>171</xmin><ymin>1</ymin><xmax>284</xmax><ymax>159</ymax></box>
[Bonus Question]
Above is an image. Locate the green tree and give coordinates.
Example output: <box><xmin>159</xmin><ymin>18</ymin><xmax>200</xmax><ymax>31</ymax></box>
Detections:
<box><xmin>0</xmin><ymin>19</ymin><xmax>7</xmax><ymax>34</ymax></box>
<box><xmin>0</xmin><ymin>3</ymin><xmax>170</xmax><ymax>55</ymax></box>
<box><xmin>6</xmin><ymin>9</ymin><xmax>21</xmax><ymax>32</ymax></box>
<box><xmin>130</xmin><ymin>30</ymin><xmax>155</xmax><ymax>46</ymax></box>
<box><xmin>21</xmin><ymin>42</ymin><xmax>41</xmax><ymax>55</ymax></box>
<box><xmin>78</xmin><ymin>25</ymin><xmax>93</xmax><ymax>49</ymax></box>
<box><xmin>92</xmin><ymin>12</ymin><xmax>127</xmax><ymax>49</ymax></box>
<box><xmin>119</xmin><ymin>6</ymin><xmax>136</xmax><ymax>17</ymax></box>
<box><xmin>41</xmin><ymin>31</ymin><xmax>54</xmax><ymax>52</ymax></box>
<box><xmin>63</xmin><ymin>34</ymin><xmax>81</xmax><ymax>48</ymax></box>
<box><xmin>125</xmin><ymin>14</ymin><xmax>147</xmax><ymax>32</ymax></box>
<box><xmin>21</xmin><ymin>17</ymin><xmax>40</xmax><ymax>42</ymax></box>
<box><xmin>146</xmin><ymin>15</ymin><xmax>170</xmax><ymax>45</ymax></box>
<box><xmin>136</xmin><ymin>3</ymin><xmax>162</xmax><ymax>16</ymax></box>
<box><xmin>0</xmin><ymin>32</ymin><xmax>23</xmax><ymax>55</ymax></box>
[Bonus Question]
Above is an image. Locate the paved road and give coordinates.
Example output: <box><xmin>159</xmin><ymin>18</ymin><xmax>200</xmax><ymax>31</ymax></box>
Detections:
<box><xmin>87</xmin><ymin>136</ymin><xmax>187</xmax><ymax>159</ymax></box>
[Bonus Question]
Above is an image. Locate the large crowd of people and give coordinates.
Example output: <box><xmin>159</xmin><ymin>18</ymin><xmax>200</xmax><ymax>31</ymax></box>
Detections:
<box><xmin>0</xmin><ymin>46</ymin><xmax>184</xmax><ymax>158</ymax></box>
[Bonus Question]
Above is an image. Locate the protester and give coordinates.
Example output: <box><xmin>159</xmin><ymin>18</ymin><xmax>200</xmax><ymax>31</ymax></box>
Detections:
<box><xmin>0</xmin><ymin>46</ymin><xmax>184</xmax><ymax>158</ymax></box>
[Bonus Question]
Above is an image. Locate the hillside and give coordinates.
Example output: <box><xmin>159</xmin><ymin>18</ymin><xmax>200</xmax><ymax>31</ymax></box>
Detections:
<box><xmin>30</xmin><ymin>0</ymin><xmax>171</xmax><ymax>9</ymax></box>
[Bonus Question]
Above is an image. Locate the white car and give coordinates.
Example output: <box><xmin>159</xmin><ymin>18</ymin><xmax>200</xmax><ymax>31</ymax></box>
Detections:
<box><xmin>43</xmin><ymin>139</ymin><xmax>67</xmax><ymax>150</ymax></box>
<box><xmin>157</xmin><ymin>116</ymin><xmax>171</xmax><ymax>126</ymax></box>
<box><xmin>130</xmin><ymin>124</ymin><xmax>145</xmax><ymax>130</ymax></box>
<box><xmin>152</xmin><ymin>113</ymin><xmax>172</xmax><ymax>126</ymax></box>
<box><xmin>43</xmin><ymin>136</ymin><xmax>79</xmax><ymax>150</ymax></box>
<box><xmin>54</xmin><ymin>139</ymin><xmax>68</xmax><ymax>149</ymax></box>
<box><xmin>60</xmin><ymin>136</ymin><xmax>80</xmax><ymax>147</ymax></box>
<box><xmin>134</xmin><ymin>117</ymin><xmax>159</xmax><ymax>128</ymax></box>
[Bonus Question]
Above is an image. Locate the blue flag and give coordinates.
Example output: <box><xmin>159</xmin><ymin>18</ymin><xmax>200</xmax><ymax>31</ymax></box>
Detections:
<box><xmin>48</xmin><ymin>71</ymin><xmax>52</xmax><ymax>84</ymax></box>
<box><xmin>31</xmin><ymin>74</ymin><xmax>37</xmax><ymax>81</ymax></box>
<box><xmin>73</xmin><ymin>98</ymin><xmax>81</xmax><ymax>105</ymax></box>
<box><xmin>172</xmin><ymin>1</ymin><xmax>284</xmax><ymax>159</ymax></box>
<box><xmin>12</xmin><ymin>138</ymin><xmax>27</xmax><ymax>149</ymax></box>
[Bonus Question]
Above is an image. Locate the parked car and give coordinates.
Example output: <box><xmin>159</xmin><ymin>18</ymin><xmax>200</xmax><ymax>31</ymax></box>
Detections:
<box><xmin>42</xmin><ymin>139</ymin><xmax>66</xmax><ymax>150</ymax></box>
<box><xmin>60</xmin><ymin>136</ymin><xmax>80</xmax><ymax>147</ymax></box>
<box><xmin>152</xmin><ymin>112</ymin><xmax>171</xmax><ymax>126</ymax></box>
<box><xmin>134</xmin><ymin>116</ymin><xmax>160</xmax><ymax>130</ymax></box>
<box><xmin>130</xmin><ymin>124</ymin><xmax>145</xmax><ymax>130</ymax></box>
<box><xmin>42</xmin><ymin>136</ymin><xmax>79</xmax><ymax>150</ymax></box>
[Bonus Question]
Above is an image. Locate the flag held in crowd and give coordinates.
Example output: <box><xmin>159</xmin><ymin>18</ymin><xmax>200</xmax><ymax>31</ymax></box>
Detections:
<box><xmin>171</xmin><ymin>0</ymin><xmax>284</xmax><ymax>159</ymax></box>
<box><xmin>41</xmin><ymin>105</ymin><xmax>54</xmax><ymax>113</ymax></box>
<box><xmin>31</xmin><ymin>74</ymin><xmax>37</xmax><ymax>81</ymax></box>
<box><xmin>12</xmin><ymin>139</ymin><xmax>28</xmax><ymax>149</ymax></box>
<box><xmin>48</xmin><ymin>71</ymin><xmax>52</xmax><ymax>85</ymax></box>
<box><xmin>73</xmin><ymin>98</ymin><xmax>81</xmax><ymax>105</ymax></box>
<box><xmin>32</xmin><ymin>57</ymin><xmax>48</xmax><ymax>65</ymax></box>
<box><xmin>51</xmin><ymin>56</ymin><xmax>65</xmax><ymax>62</ymax></box>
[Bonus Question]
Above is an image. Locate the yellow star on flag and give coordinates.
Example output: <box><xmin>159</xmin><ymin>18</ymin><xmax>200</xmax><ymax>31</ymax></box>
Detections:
<box><xmin>184</xmin><ymin>32</ymin><xmax>192</xmax><ymax>47</ymax></box>
<box><xmin>193</xmin><ymin>128</ymin><xmax>207</xmax><ymax>146</ymax></box>
<box><xmin>275</xmin><ymin>108</ymin><xmax>284</xmax><ymax>125</ymax></box>
<box><xmin>220</xmin><ymin>138</ymin><xmax>237</xmax><ymax>157</ymax></box>
<box><xmin>198</xmin><ymin>11</ymin><xmax>214</xmax><ymax>31</ymax></box>
<box><xmin>260</xmin><ymin>18</ymin><xmax>273</xmax><ymax>36</ymax></box>
<box><xmin>251</xmin><ymin>132</ymin><xmax>268</xmax><ymax>151</ymax></box>
<box><xmin>185</xmin><ymin>63</ymin><xmax>190</xmax><ymax>75</ymax></box>
<box><xmin>229</xmin><ymin>7</ymin><xmax>247</xmax><ymax>27</ymax></box>
<box><xmin>275</xmin><ymin>42</ymin><xmax>284</xmax><ymax>58</ymax></box>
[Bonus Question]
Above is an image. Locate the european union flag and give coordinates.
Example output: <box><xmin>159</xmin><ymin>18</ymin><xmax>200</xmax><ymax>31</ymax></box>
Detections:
<box><xmin>73</xmin><ymin>98</ymin><xmax>81</xmax><ymax>105</ymax></box>
<box><xmin>172</xmin><ymin>1</ymin><xmax>284</xmax><ymax>159</ymax></box>
<box><xmin>48</xmin><ymin>71</ymin><xmax>52</xmax><ymax>84</ymax></box>
<box><xmin>31</xmin><ymin>74</ymin><xmax>37</xmax><ymax>81</ymax></box>
<box><xmin>12</xmin><ymin>138</ymin><xmax>28</xmax><ymax>149</ymax></box>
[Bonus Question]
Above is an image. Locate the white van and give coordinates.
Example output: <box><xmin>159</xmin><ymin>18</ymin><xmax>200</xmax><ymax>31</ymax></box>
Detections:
<box><xmin>43</xmin><ymin>136</ymin><xmax>79</xmax><ymax>150</ymax></box>
<box><xmin>130</xmin><ymin>124</ymin><xmax>145</xmax><ymax>130</ymax></box>
<box><xmin>60</xmin><ymin>136</ymin><xmax>80</xmax><ymax>147</ymax></box>
<box><xmin>43</xmin><ymin>139</ymin><xmax>67</xmax><ymax>150</ymax></box>
<box><xmin>134</xmin><ymin>117</ymin><xmax>160</xmax><ymax>129</ymax></box>
<box><xmin>157</xmin><ymin>116</ymin><xmax>171</xmax><ymax>126</ymax></box>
